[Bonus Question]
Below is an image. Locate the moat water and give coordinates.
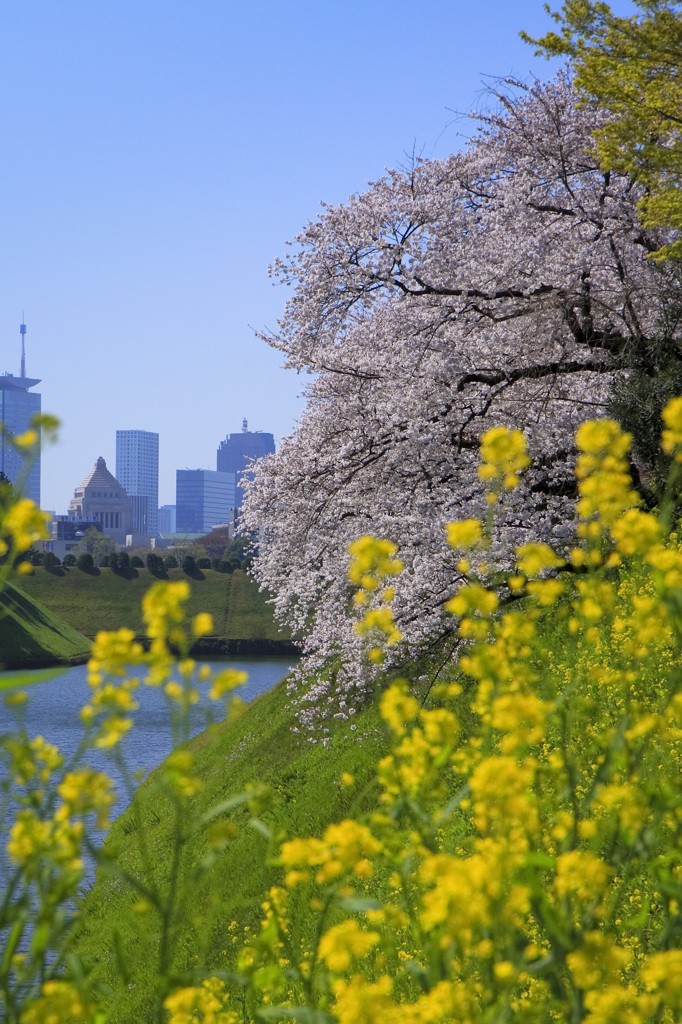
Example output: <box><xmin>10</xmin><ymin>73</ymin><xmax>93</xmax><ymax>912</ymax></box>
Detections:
<box><xmin>1</xmin><ymin>656</ymin><xmax>296</xmax><ymax>819</ymax></box>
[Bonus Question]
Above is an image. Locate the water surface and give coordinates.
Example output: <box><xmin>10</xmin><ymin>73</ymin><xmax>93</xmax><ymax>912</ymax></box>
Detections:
<box><xmin>1</xmin><ymin>657</ymin><xmax>295</xmax><ymax>817</ymax></box>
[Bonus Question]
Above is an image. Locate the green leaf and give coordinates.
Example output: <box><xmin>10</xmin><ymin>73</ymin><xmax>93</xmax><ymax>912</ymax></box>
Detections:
<box><xmin>402</xmin><ymin>958</ymin><xmax>431</xmax><ymax>990</ymax></box>
<box><xmin>434</xmin><ymin>784</ymin><xmax>470</xmax><ymax>823</ymax></box>
<box><xmin>336</xmin><ymin>895</ymin><xmax>383</xmax><ymax>913</ymax></box>
<box><xmin>257</xmin><ymin>1007</ymin><xmax>336</xmax><ymax>1024</ymax></box>
<box><xmin>523</xmin><ymin>852</ymin><xmax>556</xmax><ymax>870</ymax></box>
<box><xmin>0</xmin><ymin>914</ymin><xmax>27</xmax><ymax>976</ymax></box>
<box><xmin>0</xmin><ymin>668</ymin><xmax>60</xmax><ymax>692</ymax></box>
<box><xmin>249</xmin><ymin>817</ymin><xmax>273</xmax><ymax>841</ymax></box>
<box><xmin>195</xmin><ymin>791</ymin><xmax>253</xmax><ymax>829</ymax></box>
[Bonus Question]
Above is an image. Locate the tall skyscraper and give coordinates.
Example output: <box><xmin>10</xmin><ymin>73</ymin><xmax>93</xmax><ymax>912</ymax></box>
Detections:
<box><xmin>216</xmin><ymin>419</ymin><xmax>275</xmax><ymax>509</ymax></box>
<box><xmin>0</xmin><ymin>319</ymin><xmax>41</xmax><ymax>505</ymax></box>
<box><xmin>116</xmin><ymin>430</ymin><xmax>159</xmax><ymax>537</ymax></box>
<box><xmin>176</xmin><ymin>469</ymin><xmax>236</xmax><ymax>534</ymax></box>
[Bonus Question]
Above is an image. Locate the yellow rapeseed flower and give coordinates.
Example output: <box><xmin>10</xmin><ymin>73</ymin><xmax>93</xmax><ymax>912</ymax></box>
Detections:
<box><xmin>347</xmin><ymin>536</ymin><xmax>403</xmax><ymax>586</ymax></box>
<box><xmin>13</xmin><ymin>428</ymin><xmax>39</xmax><ymax>448</ymax></box>
<box><xmin>208</xmin><ymin>668</ymin><xmax>248</xmax><ymax>701</ymax></box>
<box><xmin>164</xmin><ymin>978</ymin><xmax>238</xmax><ymax>1024</ymax></box>
<box><xmin>445</xmin><ymin>582</ymin><xmax>499</xmax><ymax>618</ymax></box>
<box><xmin>56</xmin><ymin>769</ymin><xmax>115</xmax><ymax>830</ymax></box>
<box><xmin>611</xmin><ymin>509</ymin><xmax>663</xmax><ymax>556</ymax></box>
<box><xmin>515</xmin><ymin>542</ymin><xmax>564</xmax><ymax>577</ymax></box>
<box><xmin>318</xmin><ymin>920</ymin><xmax>380</xmax><ymax>971</ymax></box>
<box><xmin>192</xmin><ymin>612</ymin><xmax>214</xmax><ymax>637</ymax></box>
<box><xmin>445</xmin><ymin>519</ymin><xmax>483</xmax><ymax>550</ymax></box>
<box><xmin>662</xmin><ymin>395</ymin><xmax>682</xmax><ymax>460</ymax></box>
<box><xmin>331</xmin><ymin>975</ymin><xmax>394</xmax><ymax>1024</ymax></box>
<box><xmin>20</xmin><ymin>981</ymin><xmax>94</xmax><ymax>1024</ymax></box>
<box><xmin>3</xmin><ymin>498</ymin><xmax>50</xmax><ymax>551</ymax></box>
<box><xmin>478</xmin><ymin>426</ymin><xmax>530</xmax><ymax>490</ymax></box>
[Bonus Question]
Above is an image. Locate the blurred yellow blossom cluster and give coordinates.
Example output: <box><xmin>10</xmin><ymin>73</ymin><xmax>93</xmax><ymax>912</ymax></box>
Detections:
<box><xmin>477</xmin><ymin>425</ymin><xmax>531</xmax><ymax>503</ymax></box>
<box><xmin>575</xmin><ymin>418</ymin><xmax>640</xmax><ymax>539</ymax></box>
<box><xmin>662</xmin><ymin>396</ymin><xmax>682</xmax><ymax>461</ymax></box>
<box><xmin>164</xmin><ymin>978</ymin><xmax>238</xmax><ymax>1024</ymax></box>
<box><xmin>347</xmin><ymin>536</ymin><xmax>404</xmax><ymax>591</ymax></box>
<box><xmin>349</xmin><ymin>535</ymin><xmax>404</xmax><ymax>662</ymax></box>
<box><xmin>0</xmin><ymin>413</ymin><xmax>58</xmax><ymax>576</ymax></box>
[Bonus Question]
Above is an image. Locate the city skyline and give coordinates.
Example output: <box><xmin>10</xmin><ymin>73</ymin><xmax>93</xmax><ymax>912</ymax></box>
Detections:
<box><xmin>3</xmin><ymin>1</ymin><xmax>618</xmax><ymax>514</ymax></box>
<box><xmin>57</xmin><ymin>419</ymin><xmax>270</xmax><ymax>520</ymax></box>
<box><xmin>0</xmin><ymin>318</ymin><xmax>275</xmax><ymax>512</ymax></box>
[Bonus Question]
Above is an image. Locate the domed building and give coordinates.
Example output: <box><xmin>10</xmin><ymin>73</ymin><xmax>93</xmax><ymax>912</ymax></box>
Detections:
<box><xmin>66</xmin><ymin>456</ymin><xmax>133</xmax><ymax>544</ymax></box>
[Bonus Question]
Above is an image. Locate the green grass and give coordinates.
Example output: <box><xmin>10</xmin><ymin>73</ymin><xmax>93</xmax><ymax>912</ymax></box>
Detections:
<box><xmin>71</xmin><ymin>676</ymin><xmax>391</xmax><ymax>1022</ymax></box>
<box><xmin>16</xmin><ymin>566</ymin><xmax>290</xmax><ymax>643</ymax></box>
<box><xmin>0</xmin><ymin>581</ymin><xmax>91</xmax><ymax>668</ymax></box>
<box><xmin>66</xmin><ymin>591</ymin><xmax>575</xmax><ymax>1024</ymax></box>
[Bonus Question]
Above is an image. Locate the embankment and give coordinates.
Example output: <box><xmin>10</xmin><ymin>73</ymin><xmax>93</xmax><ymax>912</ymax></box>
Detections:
<box><xmin>16</xmin><ymin>565</ymin><xmax>299</xmax><ymax>656</ymax></box>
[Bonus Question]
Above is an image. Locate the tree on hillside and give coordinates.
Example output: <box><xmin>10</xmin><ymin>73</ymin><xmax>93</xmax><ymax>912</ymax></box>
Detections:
<box><xmin>110</xmin><ymin>551</ymin><xmax>131</xmax><ymax>574</ymax></box>
<box><xmin>72</xmin><ymin>526</ymin><xmax>116</xmax><ymax>565</ymax></box>
<box><xmin>182</xmin><ymin>554</ymin><xmax>197</xmax><ymax>576</ymax></box>
<box><xmin>196</xmin><ymin>526</ymin><xmax>232</xmax><ymax>559</ymax></box>
<box><xmin>242</xmin><ymin>74</ymin><xmax>681</xmax><ymax>724</ymax></box>
<box><xmin>43</xmin><ymin>551</ymin><xmax>61</xmax><ymax>572</ymax></box>
<box><xmin>524</xmin><ymin>0</ymin><xmax>682</xmax><ymax>260</ymax></box>
<box><xmin>146</xmin><ymin>552</ymin><xmax>165</xmax><ymax>575</ymax></box>
<box><xmin>222</xmin><ymin>535</ymin><xmax>253</xmax><ymax>570</ymax></box>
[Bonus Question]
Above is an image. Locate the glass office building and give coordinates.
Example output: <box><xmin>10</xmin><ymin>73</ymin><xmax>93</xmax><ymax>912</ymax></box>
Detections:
<box><xmin>116</xmin><ymin>430</ymin><xmax>159</xmax><ymax>537</ymax></box>
<box><xmin>157</xmin><ymin>504</ymin><xmax>176</xmax><ymax>534</ymax></box>
<box><xmin>216</xmin><ymin>422</ymin><xmax>275</xmax><ymax>509</ymax></box>
<box><xmin>176</xmin><ymin>469</ymin><xmax>236</xmax><ymax>534</ymax></box>
<box><xmin>0</xmin><ymin>373</ymin><xmax>41</xmax><ymax>505</ymax></box>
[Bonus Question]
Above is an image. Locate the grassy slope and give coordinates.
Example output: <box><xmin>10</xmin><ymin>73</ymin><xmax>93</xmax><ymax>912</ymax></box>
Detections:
<box><xmin>73</xmin><ymin>678</ymin><xmax>390</xmax><ymax>1022</ymax></box>
<box><xmin>0</xmin><ymin>581</ymin><xmax>91</xmax><ymax>667</ymax></box>
<box><xmin>16</xmin><ymin>566</ymin><xmax>289</xmax><ymax>642</ymax></box>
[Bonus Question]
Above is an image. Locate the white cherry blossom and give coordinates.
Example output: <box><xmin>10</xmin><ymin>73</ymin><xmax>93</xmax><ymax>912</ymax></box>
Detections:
<box><xmin>242</xmin><ymin>74</ymin><xmax>679</xmax><ymax>727</ymax></box>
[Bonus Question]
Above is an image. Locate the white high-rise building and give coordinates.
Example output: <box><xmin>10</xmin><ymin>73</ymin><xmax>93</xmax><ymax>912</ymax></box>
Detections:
<box><xmin>116</xmin><ymin>429</ymin><xmax>159</xmax><ymax>537</ymax></box>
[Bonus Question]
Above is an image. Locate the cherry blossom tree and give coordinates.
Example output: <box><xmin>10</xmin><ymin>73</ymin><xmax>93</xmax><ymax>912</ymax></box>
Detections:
<box><xmin>242</xmin><ymin>74</ymin><xmax>680</xmax><ymax>727</ymax></box>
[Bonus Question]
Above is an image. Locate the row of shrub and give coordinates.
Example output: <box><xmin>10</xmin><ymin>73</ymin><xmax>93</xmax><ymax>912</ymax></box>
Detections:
<box><xmin>24</xmin><ymin>549</ymin><xmax>244</xmax><ymax>576</ymax></box>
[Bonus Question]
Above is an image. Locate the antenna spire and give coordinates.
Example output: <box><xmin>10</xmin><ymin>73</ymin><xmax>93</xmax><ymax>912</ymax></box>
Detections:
<box><xmin>19</xmin><ymin>314</ymin><xmax>26</xmax><ymax>378</ymax></box>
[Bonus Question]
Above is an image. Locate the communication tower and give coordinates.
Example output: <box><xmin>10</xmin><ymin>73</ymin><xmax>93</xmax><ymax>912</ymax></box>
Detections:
<box><xmin>20</xmin><ymin>315</ymin><xmax>26</xmax><ymax>378</ymax></box>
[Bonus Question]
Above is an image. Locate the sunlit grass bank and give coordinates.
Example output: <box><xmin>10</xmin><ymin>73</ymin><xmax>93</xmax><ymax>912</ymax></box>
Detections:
<box><xmin>17</xmin><ymin>567</ymin><xmax>292</xmax><ymax>649</ymax></box>
<box><xmin>0</xmin><ymin>582</ymin><xmax>91</xmax><ymax>668</ymax></box>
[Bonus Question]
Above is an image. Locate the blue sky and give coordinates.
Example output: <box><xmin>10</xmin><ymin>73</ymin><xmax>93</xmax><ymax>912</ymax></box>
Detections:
<box><xmin>0</xmin><ymin>1</ymin><xmax>612</xmax><ymax>511</ymax></box>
